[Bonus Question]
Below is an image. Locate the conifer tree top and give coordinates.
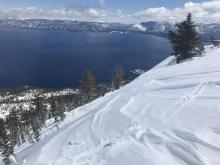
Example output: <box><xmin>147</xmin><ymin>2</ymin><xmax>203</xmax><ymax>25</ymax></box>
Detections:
<box><xmin>168</xmin><ymin>13</ymin><xmax>204</xmax><ymax>63</ymax></box>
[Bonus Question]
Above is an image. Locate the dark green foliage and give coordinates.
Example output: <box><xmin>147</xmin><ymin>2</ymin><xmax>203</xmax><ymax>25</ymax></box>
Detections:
<box><xmin>169</xmin><ymin>13</ymin><xmax>204</xmax><ymax>63</ymax></box>
<box><xmin>80</xmin><ymin>70</ymin><xmax>97</xmax><ymax>101</ymax></box>
<box><xmin>112</xmin><ymin>66</ymin><xmax>125</xmax><ymax>90</ymax></box>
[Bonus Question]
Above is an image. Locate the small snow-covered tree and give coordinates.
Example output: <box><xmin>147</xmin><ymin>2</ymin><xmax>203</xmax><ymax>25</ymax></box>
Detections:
<box><xmin>169</xmin><ymin>13</ymin><xmax>204</xmax><ymax>63</ymax></box>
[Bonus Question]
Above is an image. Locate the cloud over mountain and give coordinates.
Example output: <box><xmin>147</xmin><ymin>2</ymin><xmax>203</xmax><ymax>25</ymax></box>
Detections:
<box><xmin>1</xmin><ymin>1</ymin><xmax>220</xmax><ymax>23</ymax></box>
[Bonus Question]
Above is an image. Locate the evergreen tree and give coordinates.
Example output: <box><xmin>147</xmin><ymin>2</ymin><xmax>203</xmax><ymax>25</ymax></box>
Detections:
<box><xmin>73</xmin><ymin>92</ymin><xmax>84</xmax><ymax>107</ymax></box>
<box><xmin>169</xmin><ymin>13</ymin><xmax>204</xmax><ymax>63</ymax></box>
<box><xmin>28</xmin><ymin>105</ymin><xmax>42</xmax><ymax>142</ymax></box>
<box><xmin>20</xmin><ymin>110</ymin><xmax>32</xmax><ymax>142</ymax></box>
<box><xmin>30</xmin><ymin>116</ymin><xmax>41</xmax><ymax>142</ymax></box>
<box><xmin>6</xmin><ymin>111</ymin><xmax>20</xmax><ymax>146</ymax></box>
<box><xmin>50</xmin><ymin>97</ymin><xmax>65</xmax><ymax>123</ymax></box>
<box><xmin>51</xmin><ymin>98</ymin><xmax>59</xmax><ymax>123</ymax></box>
<box><xmin>33</xmin><ymin>97</ymin><xmax>47</xmax><ymax>126</ymax></box>
<box><xmin>0</xmin><ymin>119</ymin><xmax>14</xmax><ymax>165</ymax></box>
<box><xmin>112</xmin><ymin>66</ymin><xmax>125</xmax><ymax>90</ymax></box>
<box><xmin>17</xmin><ymin>106</ymin><xmax>25</xmax><ymax>144</ymax></box>
<box><xmin>80</xmin><ymin>70</ymin><xmax>97</xmax><ymax>101</ymax></box>
<box><xmin>56</xmin><ymin>97</ymin><xmax>65</xmax><ymax>122</ymax></box>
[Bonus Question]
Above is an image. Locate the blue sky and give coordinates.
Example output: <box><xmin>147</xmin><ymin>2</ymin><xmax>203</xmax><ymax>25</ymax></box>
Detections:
<box><xmin>0</xmin><ymin>0</ymin><xmax>220</xmax><ymax>23</ymax></box>
<box><xmin>0</xmin><ymin>0</ymin><xmax>204</xmax><ymax>13</ymax></box>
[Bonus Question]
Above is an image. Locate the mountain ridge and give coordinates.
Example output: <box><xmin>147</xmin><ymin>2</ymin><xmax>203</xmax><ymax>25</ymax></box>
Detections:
<box><xmin>1</xmin><ymin>19</ymin><xmax>220</xmax><ymax>39</ymax></box>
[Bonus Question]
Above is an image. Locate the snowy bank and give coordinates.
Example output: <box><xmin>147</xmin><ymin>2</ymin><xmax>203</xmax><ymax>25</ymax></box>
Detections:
<box><xmin>13</xmin><ymin>46</ymin><xmax>220</xmax><ymax>165</ymax></box>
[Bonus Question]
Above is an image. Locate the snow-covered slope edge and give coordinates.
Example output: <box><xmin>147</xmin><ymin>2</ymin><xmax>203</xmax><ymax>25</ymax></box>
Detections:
<box><xmin>14</xmin><ymin>46</ymin><xmax>220</xmax><ymax>165</ymax></box>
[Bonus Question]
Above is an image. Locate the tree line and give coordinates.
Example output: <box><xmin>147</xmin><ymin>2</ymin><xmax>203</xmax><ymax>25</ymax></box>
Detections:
<box><xmin>0</xmin><ymin>97</ymin><xmax>65</xmax><ymax>164</ymax></box>
<box><xmin>0</xmin><ymin>66</ymin><xmax>126</xmax><ymax>164</ymax></box>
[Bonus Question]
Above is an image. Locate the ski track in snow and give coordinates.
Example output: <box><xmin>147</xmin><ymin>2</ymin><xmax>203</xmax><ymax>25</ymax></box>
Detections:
<box><xmin>163</xmin><ymin>81</ymin><xmax>208</xmax><ymax>124</ymax></box>
<box><xmin>12</xmin><ymin>46</ymin><xmax>220</xmax><ymax>165</ymax></box>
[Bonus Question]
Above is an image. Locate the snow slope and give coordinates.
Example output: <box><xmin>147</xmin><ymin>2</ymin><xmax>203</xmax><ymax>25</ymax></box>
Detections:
<box><xmin>14</xmin><ymin>46</ymin><xmax>220</xmax><ymax>165</ymax></box>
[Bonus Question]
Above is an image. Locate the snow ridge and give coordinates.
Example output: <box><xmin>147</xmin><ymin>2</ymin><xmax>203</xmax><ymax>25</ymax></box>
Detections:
<box><xmin>14</xmin><ymin>46</ymin><xmax>220</xmax><ymax>165</ymax></box>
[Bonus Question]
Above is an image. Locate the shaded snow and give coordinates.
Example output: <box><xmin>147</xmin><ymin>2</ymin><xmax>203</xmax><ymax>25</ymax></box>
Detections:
<box><xmin>13</xmin><ymin>46</ymin><xmax>220</xmax><ymax>165</ymax></box>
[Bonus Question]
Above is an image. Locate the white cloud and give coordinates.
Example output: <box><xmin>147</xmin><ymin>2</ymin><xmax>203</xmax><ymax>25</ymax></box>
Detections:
<box><xmin>1</xmin><ymin>1</ymin><xmax>220</xmax><ymax>23</ymax></box>
<box><xmin>133</xmin><ymin>1</ymin><xmax>220</xmax><ymax>23</ymax></box>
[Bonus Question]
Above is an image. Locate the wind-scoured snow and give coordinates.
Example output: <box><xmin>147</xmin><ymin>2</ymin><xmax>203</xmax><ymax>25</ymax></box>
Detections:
<box><xmin>14</xmin><ymin>46</ymin><xmax>220</xmax><ymax>165</ymax></box>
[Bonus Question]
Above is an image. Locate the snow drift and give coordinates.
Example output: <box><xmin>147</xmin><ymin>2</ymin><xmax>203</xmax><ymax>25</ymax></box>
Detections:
<box><xmin>14</xmin><ymin>46</ymin><xmax>220</xmax><ymax>165</ymax></box>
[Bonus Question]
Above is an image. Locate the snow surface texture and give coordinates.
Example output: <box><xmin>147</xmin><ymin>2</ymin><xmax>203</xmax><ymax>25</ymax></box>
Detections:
<box><xmin>13</xmin><ymin>46</ymin><xmax>220</xmax><ymax>165</ymax></box>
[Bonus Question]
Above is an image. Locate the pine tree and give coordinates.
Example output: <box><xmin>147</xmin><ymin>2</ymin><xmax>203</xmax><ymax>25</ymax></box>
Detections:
<box><xmin>58</xmin><ymin>98</ymin><xmax>65</xmax><ymax>121</ymax></box>
<box><xmin>0</xmin><ymin>119</ymin><xmax>14</xmax><ymax>165</ymax></box>
<box><xmin>28</xmin><ymin>105</ymin><xmax>42</xmax><ymax>142</ymax></box>
<box><xmin>20</xmin><ymin>110</ymin><xmax>32</xmax><ymax>142</ymax></box>
<box><xmin>31</xmin><ymin>117</ymin><xmax>41</xmax><ymax>142</ymax></box>
<box><xmin>169</xmin><ymin>13</ymin><xmax>204</xmax><ymax>63</ymax></box>
<box><xmin>80</xmin><ymin>70</ymin><xmax>97</xmax><ymax>101</ymax></box>
<box><xmin>17</xmin><ymin>106</ymin><xmax>26</xmax><ymax>144</ymax></box>
<box><xmin>34</xmin><ymin>97</ymin><xmax>47</xmax><ymax>126</ymax></box>
<box><xmin>50</xmin><ymin>97</ymin><xmax>65</xmax><ymax>123</ymax></box>
<box><xmin>55</xmin><ymin>97</ymin><xmax>65</xmax><ymax>122</ymax></box>
<box><xmin>112</xmin><ymin>66</ymin><xmax>124</xmax><ymax>90</ymax></box>
<box><xmin>6</xmin><ymin>111</ymin><xmax>20</xmax><ymax>146</ymax></box>
<box><xmin>51</xmin><ymin>98</ymin><xmax>59</xmax><ymax>122</ymax></box>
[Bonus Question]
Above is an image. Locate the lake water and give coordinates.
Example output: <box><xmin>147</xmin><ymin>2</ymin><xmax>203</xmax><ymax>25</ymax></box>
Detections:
<box><xmin>0</xmin><ymin>28</ymin><xmax>171</xmax><ymax>88</ymax></box>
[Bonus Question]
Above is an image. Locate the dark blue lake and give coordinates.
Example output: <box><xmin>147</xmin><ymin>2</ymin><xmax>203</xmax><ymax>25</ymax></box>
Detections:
<box><xmin>0</xmin><ymin>28</ymin><xmax>171</xmax><ymax>88</ymax></box>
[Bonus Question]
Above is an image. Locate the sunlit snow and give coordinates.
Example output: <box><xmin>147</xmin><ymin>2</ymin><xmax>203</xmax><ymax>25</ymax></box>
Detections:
<box><xmin>13</xmin><ymin>46</ymin><xmax>220</xmax><ymax>165</ymax></box>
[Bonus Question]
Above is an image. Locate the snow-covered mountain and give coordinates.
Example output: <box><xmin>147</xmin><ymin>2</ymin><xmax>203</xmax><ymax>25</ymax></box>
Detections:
<box><xmin>197</xmin><ymin>23</ymin><xmax>220</xmax><ymax>34</ymax></box>
<box><xmin>0</xmin><ymin>19</ymin><xmax>133</xmax><ymax>33</ymax></box>
<box><xmin>12</xmin><ymin>46</ymin><xmax>220</xmax><ymax>165</ymax></box>
<box><xmin>1</xmin><ymin>19</ymin><xmax>220</xmax><ymax>37</ymax></box>
<box><xmin>140</xmin><ymin>21</ymin><xmax>174</xmax><ymax>33</ymax></box>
